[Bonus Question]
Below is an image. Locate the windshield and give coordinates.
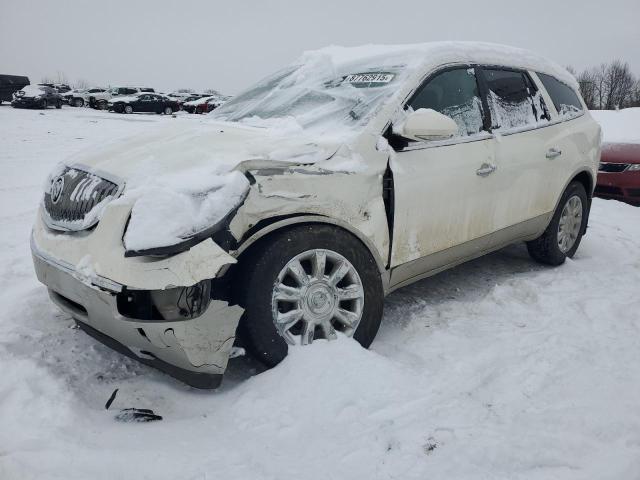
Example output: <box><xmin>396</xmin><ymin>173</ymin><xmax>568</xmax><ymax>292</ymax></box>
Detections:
<box><xmin>212</xmin><ymin>63</ymin><xmax>408</xmax><ymax>135</ymax></box>
<box><xmin>20</xmin><ymin>85</ymin><xmax>46</xmax><ymax>96</ymax></box>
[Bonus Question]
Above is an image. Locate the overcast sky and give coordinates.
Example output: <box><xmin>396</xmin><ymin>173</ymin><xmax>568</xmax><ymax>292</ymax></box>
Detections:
<box><xmin>1</xmin><ymin>0</ymin><xmax>638</xmax><ymax>94</ymax></box>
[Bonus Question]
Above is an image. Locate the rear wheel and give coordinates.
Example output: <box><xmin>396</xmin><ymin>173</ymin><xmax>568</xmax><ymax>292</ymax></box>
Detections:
<box><xmin>124</xmin><ymin>105</ymin><xmax>133</xmax><ymax>114</ymax></box>
<box><xmin>73</xmin><ymin>98</ymin><xmax>84</xmax><ymax>107</ymax></box>
<box><xmin>56</xmin><ymin>100</ymin><xmax>62</xmax><ymax>109</ymax></box>
<box><xmin>163</xmin><ymin>106</ymin><xmax>173</xmax><ymax>115</ymax></box>
<box><xmin>527</xmin><ymin>181</ymin><xmax>588</xmax><ymax>265</ymax></box>
<box><xmin>40</xmin><ymin>99</ymin><xmax>47</xmax><ymax>109</ymax></box>
<box><xmin>238</xmin><ymin>224</ymin><xmax>384</xmax><ymax>367</ymax></box>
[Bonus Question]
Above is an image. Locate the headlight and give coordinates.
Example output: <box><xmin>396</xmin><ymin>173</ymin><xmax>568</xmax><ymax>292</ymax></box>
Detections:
<box><xmin>123</xmin><ymin>171</ymin><xmax>250</xmax><ymax>257</ymax></box>
<box><xmin>627</xmin><ymin>164</ymin><xmax>640</xmax><ymax>172</ymax></box>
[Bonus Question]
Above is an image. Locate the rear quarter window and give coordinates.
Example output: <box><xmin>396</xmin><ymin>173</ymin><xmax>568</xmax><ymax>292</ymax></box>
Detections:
<box><xmin>536</xmin><ymin>73</ymin><xmax>583</xmax><ymax>118</ymax></box>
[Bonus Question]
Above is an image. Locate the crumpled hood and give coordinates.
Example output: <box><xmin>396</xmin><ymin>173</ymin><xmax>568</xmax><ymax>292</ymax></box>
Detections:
<box><xmin>58</xmin><ymin>118</ymin><xmax>342</xmax><ymax>254</ymax></box>
<box><xmin>66</xmin><ymin>119</ymin><xmax>339</xmax><ymax>184</ymax></box>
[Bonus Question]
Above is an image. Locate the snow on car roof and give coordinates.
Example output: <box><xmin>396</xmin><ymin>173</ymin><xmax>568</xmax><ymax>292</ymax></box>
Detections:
<box><xmin>213</xmin><ymin>41</ymin><xmax>577</xmax><ymax>140</ymax></box>
<box><xmin>303</xmin><ymin>41</ymin><xmax>577</xmax><ymax>88</ymax></box>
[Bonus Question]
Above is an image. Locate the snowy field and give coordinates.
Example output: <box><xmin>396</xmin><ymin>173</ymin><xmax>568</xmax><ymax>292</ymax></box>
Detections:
<box><xmin>1</xmin><ymin>106</ymin><xmax>640</xmax><ymax>480</ymax></box>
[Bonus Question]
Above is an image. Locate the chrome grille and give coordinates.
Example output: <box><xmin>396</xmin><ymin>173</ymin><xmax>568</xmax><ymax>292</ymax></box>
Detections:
<box><xmin>43</xmin><ymin>166</ymin><xmax>122</xmax><ymax>231</ymax></box>
<box><xmin>599</xmin><ymin>163</ymin><xmax>629</xmax><ymax>173</ymax></box>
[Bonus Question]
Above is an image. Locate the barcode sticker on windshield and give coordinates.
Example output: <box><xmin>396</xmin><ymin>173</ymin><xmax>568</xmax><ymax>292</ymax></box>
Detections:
<box><xmin>343</xmin><ymin>73</ymin><xmax>395</xmax><ymax>85</ymax></box>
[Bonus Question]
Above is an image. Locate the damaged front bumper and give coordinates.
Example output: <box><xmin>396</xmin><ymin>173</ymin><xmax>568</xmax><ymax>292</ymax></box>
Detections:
<box><xmin>31</xmin><ymin>230</ymin><xmax>244</xmax><ymax>389</ymax></box>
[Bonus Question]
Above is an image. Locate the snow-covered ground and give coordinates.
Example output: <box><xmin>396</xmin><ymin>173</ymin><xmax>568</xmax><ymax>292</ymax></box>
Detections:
<box><xmin>1</xmin><ymin>106</ymin><xmax>640</xmax><ymax>480</ymax></box>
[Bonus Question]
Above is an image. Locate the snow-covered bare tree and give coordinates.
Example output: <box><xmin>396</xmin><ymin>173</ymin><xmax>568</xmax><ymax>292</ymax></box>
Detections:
<box><xmin>41</xmin><ymin>71</ymin><xmax>70</xmax><ymax>85</ymax></box>
<box><xmin>74</xmin><ymin>79</ymin><xmax>90</xmax><ymax>89</ymax></box>
<box><xmin>577</xmin><ymin>69</ymin><xmax>598</xmax><ymax>110</ymax></box>
<box><xmin>603</xmin><ymin>60</ymin><xmax>635</xmax><ymax>109</ymax></box>
<box><xmin>576</xmin><ymin>61</ymin><xmax>637</xmax><ymax>110</ymax></box>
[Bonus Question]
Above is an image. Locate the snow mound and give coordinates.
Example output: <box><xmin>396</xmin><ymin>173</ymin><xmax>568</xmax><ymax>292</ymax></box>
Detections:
<box><xmin>591</xmin><ymin>108</ymin><xmax>640</xmax><ymax>144</ymax></box>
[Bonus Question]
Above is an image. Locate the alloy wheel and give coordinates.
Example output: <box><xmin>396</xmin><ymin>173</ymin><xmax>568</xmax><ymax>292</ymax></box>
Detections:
<box><xmin>557</xmin><ymin>195</ymin><xmax>583</xmax><ymax>253</ymax></box>
<box><xmin>271</xmin><ymin>249</ymin><xmax>364</xmax><ymax>345</ymax></box>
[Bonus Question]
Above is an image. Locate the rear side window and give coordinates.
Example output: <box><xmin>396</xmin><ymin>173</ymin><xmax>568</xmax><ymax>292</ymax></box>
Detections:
<box><xmin>536</xmin><ymin>73</ymin><xmax>583</xmax><ymax>117</ymax></box>
<box><xmin>408</xmin><ymin>67</ymin><xmax>485</xmax><ymax>137</ymax></box>
<box><xmin>482</xmin><ymin>68</ymin><xmax>539</xmax><ymax>131</ymax></box>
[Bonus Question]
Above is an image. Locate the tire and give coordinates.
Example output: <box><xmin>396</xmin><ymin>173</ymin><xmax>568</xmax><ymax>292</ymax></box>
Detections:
<box><xmin>73</xmin><ymin>98</ymin><xmax>84</xmax><ymax>107</ymax></box>
<box><xmin>237</xmin><ymin>224</ymin><xmax>384</xmax><ymax>367</ymax></box>
<box><xmin>526</xmin><ymin>181</ymin><xmax>589</xmax><ymax>266</ymax></box>
<box><xmin>163</xmin><ymin>106</ymin><xmax>173</xmax><ymax>115</ymax></box>
<box><xmin>124</xmin><ymin>105</ymin><xmax>133</xmax><ymax>114</ymax></box>
<box><xmin>41</xmin><ymin>99</ymin><xmax>47</xmax><ymax>109</ymax></box>
<box><xmin>56</xmin><ymin>100</ymin><xmax>62</xmax><ymax>109</ymax></box>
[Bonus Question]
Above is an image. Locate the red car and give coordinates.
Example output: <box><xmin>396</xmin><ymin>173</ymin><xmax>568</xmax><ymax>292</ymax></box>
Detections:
<box><xmin>595</xmin><ymin>143</ymin><xmax>640</xmax><ymax>206</ymax></box>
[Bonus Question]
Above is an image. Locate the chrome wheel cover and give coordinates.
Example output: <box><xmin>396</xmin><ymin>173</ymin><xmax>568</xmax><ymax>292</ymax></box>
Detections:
<box><xmin>557</xmin><ymin>195</ymin><xmax>583</xmax><ymax>253</ymax></box>
<box><xmin>271</xmin><ymin>249</ymin><xmax>364</xmax><ymax>345</ymax></box>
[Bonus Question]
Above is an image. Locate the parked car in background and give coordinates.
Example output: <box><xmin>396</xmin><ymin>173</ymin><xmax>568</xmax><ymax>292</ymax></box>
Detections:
<box><xmin>53</xmin><ymin>83</ymin><xmax>72</xmax><ymax>93</ymax></box>
<box><xmin>595</xmin><ymin>143</ymin><xmax>640</xmax><ymax>206</ymax></box>
<box><xmin>61</xmin><ymin>88</ymin><xmax>81</xmax><ymax>104</ymax></box>
<box><xmin>67</xmin><ymin>87</ymin><xmax>109</xmax><ymax>107</ymax></box>
<box><xmin>0</xmin><ymin>74</ymin><xmax>29</xmax><ymax>103</ymax></box>
<box><xmin>12</xmin><ymin>84</ymin><xmax>62</xmax><ymax>109</ymax></box>
<box><xmin>182</xmin><ymin>95</ymin><xmax>225</xmax><ymax>114</ymax></box>
<box><xmin>108</xmin><ymin>92</ymin><xmax>179</xmax><ymax>114</ymax></box>
<box><xmin>92</xmin><ymin>86</ymin><xmax>156</xmax><ymax>109</ymax></box>
<box><xmin>31</xmin><ymin>43</ymin><xmax>601</xmax><ymax>389</ymax></box>
<box><xmin>167</xmin><ymin>91</ymin><xmax>196</xmax><ymax>100</ymax></box>
<box><xmin>38</xmin><ymin>83</ymin><xmax>71</xmax><ymax>94</ymax></box>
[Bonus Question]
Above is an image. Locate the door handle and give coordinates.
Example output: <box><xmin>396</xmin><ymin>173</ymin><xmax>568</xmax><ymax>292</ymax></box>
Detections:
<box><xmin>476</xmin><ymin>163</ymin><xmax>497</xmax><ymax>177</ymax></box>
<box><xmin>546</xmin><ymin>147</ymin><xmax>562</xmax><ymax>159</ymax></box>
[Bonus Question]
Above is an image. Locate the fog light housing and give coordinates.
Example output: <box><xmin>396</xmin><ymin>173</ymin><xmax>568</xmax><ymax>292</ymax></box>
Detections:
<box><xmin>117</xmin><ymin>280</ymin><xmax>212</xmax><ymax>321</ymax></box>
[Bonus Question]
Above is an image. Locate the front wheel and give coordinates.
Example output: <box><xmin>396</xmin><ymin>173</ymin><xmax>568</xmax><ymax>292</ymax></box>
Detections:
<box><xmin>163</xmin><ymin>106</ymin><xmax>173</xmax><ymax>115</ymax></box>
<box><xmin>238</xmin><ymin>225</ymin><xmax>384</xmax><ymax>367</ymax></box>
<box><xmin>124</xmin><ymin>105</ymin><xmax>133</xmax><ymax>114</ymax></box>
<box><xmin>527</xmin><ymin>181</ymin><xmax>588</xmax><ymax>265</ymax></box>
<box><xmin>73</xmin><ymin>98</ymin><xmax>84</xmax><ymax>107</ymax></box>
<box><xmin>56</xmin><ymin>100</ymin><xmax>62</xmax><ymax>109</ymax></box>
<box><xmin>41</xmin><ymin>99</ymin><xmax>48</xmax><ymax>109</ymax></box>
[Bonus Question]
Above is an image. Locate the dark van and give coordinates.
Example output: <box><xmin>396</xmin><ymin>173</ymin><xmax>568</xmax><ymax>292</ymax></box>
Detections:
<box><xmin>0</xmin><ymin>75</ymin><xmax>30</xmax><ymax>103</ymax></box>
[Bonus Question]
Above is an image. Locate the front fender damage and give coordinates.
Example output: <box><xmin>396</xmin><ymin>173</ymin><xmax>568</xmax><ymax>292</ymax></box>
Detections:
<box><xmin>227</xmin><ymin>155</ymin><xmax>391</xmax><ymax>270</ymax></box>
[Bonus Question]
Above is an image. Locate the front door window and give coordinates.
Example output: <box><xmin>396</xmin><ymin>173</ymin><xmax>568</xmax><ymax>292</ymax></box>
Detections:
<box><xmin>408</xmin><ymin>67</ymin><xmax>486</xmax><ymax>138</ymax></box>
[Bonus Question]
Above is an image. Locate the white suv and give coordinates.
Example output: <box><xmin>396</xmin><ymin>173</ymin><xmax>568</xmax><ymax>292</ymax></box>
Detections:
<box><xmin>31</xmin><ymin>42</ymin><xmax>600</xmax><ymax>388</ymax></box>
<box><xmin>67</xmin><ymin>87</ymin><xmax>110</xmax><ymax>107</ymax></box>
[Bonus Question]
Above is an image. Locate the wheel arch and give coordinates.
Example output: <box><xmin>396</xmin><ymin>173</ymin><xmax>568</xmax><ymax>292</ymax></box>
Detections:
<box><xmin>544</xmin><ymin>167</ymin><xmax>594</xmax><ymax>237</ymax></box>
<box><xmin>571</xmin><ymin>169</ymin><xmax>594</xmax><ymax>198</ymax></box>
<box><xmin>233</xmin><ymin>214</ymin><xmax>389</xmax><ymax>278</ymax></box>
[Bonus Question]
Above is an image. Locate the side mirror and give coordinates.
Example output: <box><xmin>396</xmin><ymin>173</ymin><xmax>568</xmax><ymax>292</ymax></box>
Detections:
<box><xmin>399</xmin><ymin>108</ymin><xmax>459</xmax><ymax>142</ymax></box>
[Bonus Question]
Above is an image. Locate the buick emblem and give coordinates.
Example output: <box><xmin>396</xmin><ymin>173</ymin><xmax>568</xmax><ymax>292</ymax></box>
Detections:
<box><xmin>50</xmin><ymin>176</ymin><xmax>65</xmax><ymax>204</ymax></box>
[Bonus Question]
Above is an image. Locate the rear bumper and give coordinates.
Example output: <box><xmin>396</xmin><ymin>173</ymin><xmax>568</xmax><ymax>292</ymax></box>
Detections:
<box><xmin>32</xmin><ymin>235</ymin><xmax>244</xmax><ymax>389</ymax></box>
